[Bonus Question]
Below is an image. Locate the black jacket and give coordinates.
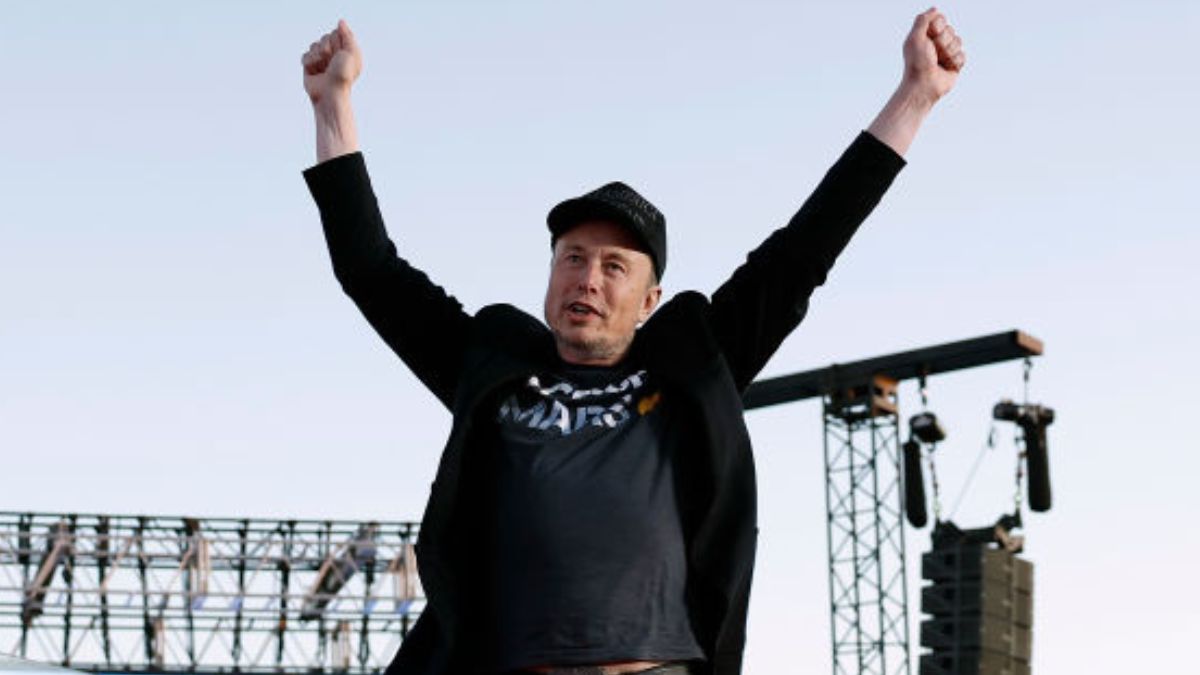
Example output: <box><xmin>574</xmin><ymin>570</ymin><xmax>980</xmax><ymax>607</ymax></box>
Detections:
<box><xmin>303</xmin><ymin>132</ymin><xmax>904</xmax><ymax>675</ymax></box>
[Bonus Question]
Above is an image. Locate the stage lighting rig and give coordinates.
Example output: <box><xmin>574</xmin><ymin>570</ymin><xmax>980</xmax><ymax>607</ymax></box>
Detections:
<box><xmin>300</xmin><ymin>523</ymin><xmax>379</xmax><ymax>621</ymax></box>
<box><xmin>21</xmin><ymin>519</ymin><xmax>72</xmax><ymax>626</ymax></box>
<box><xmin>993</xmin><ymin>400</ymin><xmax>1055</xmax><ymax>512</ymax></box>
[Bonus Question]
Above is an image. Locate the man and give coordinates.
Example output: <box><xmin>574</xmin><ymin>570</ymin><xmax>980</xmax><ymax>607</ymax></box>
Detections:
<box><xmin>301</xmin><ymin>10</ymin><xmax>964</xmax><ymax>675</ymax></box>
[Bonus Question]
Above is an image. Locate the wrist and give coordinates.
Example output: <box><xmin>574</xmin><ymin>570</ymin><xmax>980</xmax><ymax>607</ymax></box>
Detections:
<box><xmin>313</xmin><ymin>90</ymin><xmax>353</xmax><ymax>123</ymax></box>
<box><xmin>866</xmin><ymin>82</ymin><xmax>937</xmax><ymax>158</ymax></box>
<box><xmin>892</xmin><ymin>79</ymin><xmax>939</xmax><ymax>116</ymax></box>
<box><xmin>313</xmin><ymin>93</ymin><xmax>359</xmax><ymax>163</ymax></box>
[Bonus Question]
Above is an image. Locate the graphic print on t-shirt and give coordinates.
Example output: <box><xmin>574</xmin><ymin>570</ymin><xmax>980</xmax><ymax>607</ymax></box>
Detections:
<box><xmin>496</xmin><ymin>369</ymin><xmax>660</xmax><ymax>436</ymax></box>
<box><xmin>488</xmin><ymin>366</ymin><xmax>703</xmax><ymax>671</ymax></box>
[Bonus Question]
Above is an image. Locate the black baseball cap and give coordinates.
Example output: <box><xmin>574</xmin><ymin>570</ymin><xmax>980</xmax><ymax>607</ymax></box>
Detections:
<box><xmin>547</xmin><ymin>181</ymin><xmax>667</xmax><ymax>281</ymax></box>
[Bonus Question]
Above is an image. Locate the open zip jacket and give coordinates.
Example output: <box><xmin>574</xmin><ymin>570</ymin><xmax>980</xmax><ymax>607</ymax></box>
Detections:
<box><xmin>303</xmin><ymin>132</ymin><xmax>905</xmax><ymax>675</ymax></box>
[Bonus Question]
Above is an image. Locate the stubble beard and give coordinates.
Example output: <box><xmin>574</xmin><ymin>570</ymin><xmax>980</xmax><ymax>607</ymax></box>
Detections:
<box><xmin>554</xmin><ymin>327</ymin><xmax>632</xmax><ymax>366</ymax></box>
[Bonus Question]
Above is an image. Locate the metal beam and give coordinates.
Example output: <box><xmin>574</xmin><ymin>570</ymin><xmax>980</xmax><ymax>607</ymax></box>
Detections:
<box><xmin>744</xmin><ymin>330</ymin><xmax>1043</xmax><ymax>410</ymax></box>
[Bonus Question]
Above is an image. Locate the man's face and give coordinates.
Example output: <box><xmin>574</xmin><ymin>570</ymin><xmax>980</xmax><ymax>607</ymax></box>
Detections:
<box><xmin>544</xmin><ymin>220</ymin><xmax>662</xmax><ymax>366</ymax></box>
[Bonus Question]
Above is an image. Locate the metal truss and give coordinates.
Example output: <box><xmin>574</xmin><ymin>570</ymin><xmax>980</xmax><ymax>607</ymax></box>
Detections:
<box><xmin>822</xmin><ymin>376</ymin><xmax>910</xmax><ymax>675</ymax></box>
<box><xmin>0</xmin><ymin>512</ymin><xmax>424</xmax><ymax>674</ymax></box>
<box><xmin>744</xmin><ymin>330</ymin><xmax>1041</xmax><ymax>673</ymax></box>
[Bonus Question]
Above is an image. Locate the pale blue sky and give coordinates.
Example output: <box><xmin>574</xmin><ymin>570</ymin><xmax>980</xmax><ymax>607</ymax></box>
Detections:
<box><xmin>2</xmin><ymin>1</ymin><xmax>1198</xmax><ymax>672</ymax></box>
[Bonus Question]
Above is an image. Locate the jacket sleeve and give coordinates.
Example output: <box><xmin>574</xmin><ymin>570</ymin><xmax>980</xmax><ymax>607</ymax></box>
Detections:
<box><xmin>303</xmin><ymin>152</ymin><xmax>473</xmax><ymax>410</ymax></box>
<box><xmin>708</xmin><ymin>132</ymin><xmax>906</xmax><ymax>392</ymax></box>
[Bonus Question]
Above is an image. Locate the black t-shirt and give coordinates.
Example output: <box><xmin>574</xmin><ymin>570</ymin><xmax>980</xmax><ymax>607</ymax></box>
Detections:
<box><xmin>484</xmin><ymin>362</ymin><xmax>704</xmax><ymax>672</ymax></box>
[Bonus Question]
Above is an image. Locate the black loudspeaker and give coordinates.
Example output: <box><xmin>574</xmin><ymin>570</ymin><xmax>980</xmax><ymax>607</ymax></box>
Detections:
<box><xmin>920</xmin><ymin>530</ymin><xmax>1033</xmax><ymax>674</ymax></box>
<box><xmin>1023</xmin><ymin>424</ymin><xmax>1052</xmax><ymax>513</ymax></box>
<box><xmin>904</xmin><ymin>439</ymin><xmax>928</xmax><ymax>528</ymax></box>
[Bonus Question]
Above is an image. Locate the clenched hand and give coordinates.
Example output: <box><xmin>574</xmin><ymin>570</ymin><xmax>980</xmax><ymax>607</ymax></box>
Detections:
<box><xmin>866</xmin><ymin>8</ymin><xmax>967</xmax><ymax>156</ymax></box>
<box><xmin>302</xmin><ymin>19</ymin><xmax>363</xmax><ymax>108</ymax></box>
<box><xmin>903</xmin><ymin>8</ymin><xmax>965</xmax><ymax>105</ymax></box>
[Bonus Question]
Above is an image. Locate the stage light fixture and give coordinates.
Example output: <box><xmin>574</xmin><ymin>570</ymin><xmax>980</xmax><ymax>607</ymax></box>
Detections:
<box><xmin>21</xmin><ymin>520</ymin><xmax>72</xmax><ymax>626</ymax></box>
<box><xmin>301</xmin><ymin>523</ymin><xmax>378</xmax><ymax>621</ymax></box>
<box><xmin>910</xmin><ymin>411</ymin><xmax>947</xmax><ymax>444</ymax></box>
<box><xmin>993</xmin><ymin>400</ymin><xmax>1055</xmax><ymax>512</ymax></box>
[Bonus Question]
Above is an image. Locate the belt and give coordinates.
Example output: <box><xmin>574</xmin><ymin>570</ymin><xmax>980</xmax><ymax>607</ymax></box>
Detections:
<box><xmin>521</xmin><ymin>664</ymin><xmax>693</xmax><ymax>675</ymax></box>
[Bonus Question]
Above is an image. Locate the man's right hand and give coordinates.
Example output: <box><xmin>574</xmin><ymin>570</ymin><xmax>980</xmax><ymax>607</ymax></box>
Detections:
<box><xmin>302</xmin><ymin>20</ymin><xmax>363</xmax><ymax>108</ymax></box>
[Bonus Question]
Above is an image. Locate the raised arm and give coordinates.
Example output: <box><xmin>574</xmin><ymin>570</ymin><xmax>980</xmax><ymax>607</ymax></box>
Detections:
<box><xmin>709</xmin><ymin>9</ymin><xmax>964</xmax><ymax>390</ymax></box>
<box><xmin>302</xmin><ymin>20</ymin><xmax>362</xmax><ymax>163</ymax></box>
<box><xmin>301</xmin><ymin>21</ymin><xmax>472</xmax><ymax>409</ymax></box>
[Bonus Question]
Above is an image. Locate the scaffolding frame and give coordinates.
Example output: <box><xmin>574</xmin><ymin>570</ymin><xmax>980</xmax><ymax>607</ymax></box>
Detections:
<box><xmin>0</xmin><ymin>512</ymin><xmax>422</xmax><ymax>674</ymax></box>
<box><xmin>822</xmin><ymin>377</ymin><xmax>910</xmax><ymax>675</ymax></box>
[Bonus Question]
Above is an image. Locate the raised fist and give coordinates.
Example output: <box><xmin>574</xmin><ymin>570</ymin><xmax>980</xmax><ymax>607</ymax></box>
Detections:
<box><xmin>302</xmin><ymin>20</ymin><xmax>363</xmax><ymax>106</ymax></box>
<box><xmin>903</xmin><ymin>8</ymin><xmax>965</xmax><ymax>102</ymax></box>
